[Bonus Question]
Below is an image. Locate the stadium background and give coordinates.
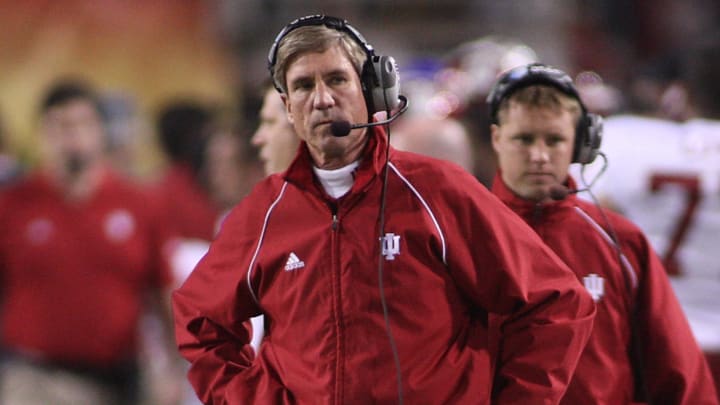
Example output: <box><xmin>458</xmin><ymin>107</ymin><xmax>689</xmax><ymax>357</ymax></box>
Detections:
<box><xmin>1</xmin><ymin>0</ymin><xmax>717</xmax><ymax>172</ymax></box>
<box><xmin>0</xmin><ymin>0</ymin><xmax>718</xmax><ymax>402</ymax></box>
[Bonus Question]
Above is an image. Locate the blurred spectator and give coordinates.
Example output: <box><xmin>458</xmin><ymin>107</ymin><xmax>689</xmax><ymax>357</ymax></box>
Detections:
<box><xmin>0</xmin><ymin>79</ymin><xmax>181</xmax><ymax>405</ymax></box>
<box><xmin>389</xmin><ymin>58</ymin><xmax>475</xmax><ymax>174</ymax></box>
<box><xmin>98</xmin><ymin>92</ymin><xmax>145</xmax><ymax>178</ymax></box>
<box><xmin>391</xmin><ymin>116</ymin><xmax>474</xmax><ymax>174</ymax></box>
<box><xmin>624</xmin><ymin>52</ymin><xmax>690</xmax><ymax>121</ymax></box>
<box><xmin>439</xmin><ymin>36</ymin><xmax>539</xmax><ymax>186</ymax></box>
<box><xmin>160</xmin><ymin>110</ymin><xmax>254</xmax><ymax>405</ymax></box>
<box><xmin>250</xmin><ymin>81</ymin><xmax>299</xmax><ymax>176</ymax></box>
<box><xmin>204</xmin><ymin>120</ymin><xmax>251</xmax><ymax>214</ymax></box>
<box><xmin>153</xmin><ymin>100</ymin><xmax>257</xmax><ymax>285</ymax></box>
<box><xmin>682</xmin><ymin>35</ymin><xmax>720</xmax><ymax>121</ymax></box>
<box><xmin>574</xmin><ymin>70</ymin><xmax>624</xmax><ymax>116</ymax></box>
<box><xmin>152</xmin><ymin>100</ymin><xmax>218</xmax><ymax>242</ymax></box>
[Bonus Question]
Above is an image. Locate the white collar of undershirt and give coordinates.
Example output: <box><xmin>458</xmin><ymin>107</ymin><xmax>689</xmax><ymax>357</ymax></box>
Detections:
<box><xmin>313</xmin><ymin>161</ymin><xmax>360</xmax><ymax>198</ymax></box>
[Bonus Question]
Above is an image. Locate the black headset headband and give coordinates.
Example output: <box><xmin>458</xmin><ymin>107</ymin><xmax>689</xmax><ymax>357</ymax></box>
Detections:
<box><xmin>267</xmin><ymin>15</ymin><xmax>375</xmax><ymax>91</ymax></box>
<box><xmin>487</xmin><ymin>63</ymin><xmax>587</xmax><ymax>125</ymax></box>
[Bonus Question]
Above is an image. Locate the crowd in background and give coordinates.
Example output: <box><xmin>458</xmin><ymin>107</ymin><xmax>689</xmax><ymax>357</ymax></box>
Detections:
<box><xmin>1</xmin><ymin>1</ymin><xmax>719</xmax><ymax>404</ymax></box>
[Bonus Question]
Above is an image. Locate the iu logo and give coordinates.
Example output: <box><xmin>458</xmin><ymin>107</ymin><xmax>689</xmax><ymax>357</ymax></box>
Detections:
<box><xmin>583</xmin><ymin>273</ymin><xmax>605</xmax><ymax>302</ymax></box>
<box><xmin>381</xmin><ymin>233</ymin><xmax>401</xmax><ymax>260</ymax></box>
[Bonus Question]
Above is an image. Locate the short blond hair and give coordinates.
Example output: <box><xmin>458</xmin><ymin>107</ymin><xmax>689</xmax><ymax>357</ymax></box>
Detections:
<box><xmin>496</xmin><ymin>85</ymin><xmax>582</xmax><ymax>125</ymax></box>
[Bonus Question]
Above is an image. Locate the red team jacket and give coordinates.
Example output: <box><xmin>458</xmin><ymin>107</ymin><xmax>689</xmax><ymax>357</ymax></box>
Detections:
<box><xmin>173</xmin><ymin>128</ymin><xmax>595</xmax><ymax>404</ymax></box>
<box><xmin>0</xmin><ymin>170</ymin><xmax>172</xmax><ymax>366</ymax></box>
<box><xmin>492</xmin><ymin>174</ymin><xmax>719</xmax><ymax>405</ymax></box>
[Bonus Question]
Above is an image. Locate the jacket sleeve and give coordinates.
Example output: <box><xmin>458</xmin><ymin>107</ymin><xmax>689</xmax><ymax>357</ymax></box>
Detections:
<box><xmin>172</xmin><ymin>196</ymin><xmax>292</xmax><ymax>404</ymax></box>
<box><xmin>624</xmin><ymin>230</ymin><xmax>719</xmax><ymax>404</ymax></box>
<box><xmin>437</xmin><ymin>175</ymin><xmax>596</xmax><ymax>404</ymax></box>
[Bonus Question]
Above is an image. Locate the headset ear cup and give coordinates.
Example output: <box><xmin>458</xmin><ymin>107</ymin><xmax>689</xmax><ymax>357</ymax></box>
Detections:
<box><xmin>367</xmin><ymin>55</ymin><xmax>400</xmax><ymax>113</ymax></box>
<box><xmin>573</xmin><ymin>113</ymin><xmax>603</xmax><ymax>164</ymax></box>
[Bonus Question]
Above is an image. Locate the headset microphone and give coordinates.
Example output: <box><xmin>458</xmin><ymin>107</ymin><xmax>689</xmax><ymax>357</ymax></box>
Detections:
<box><xmin>330</xmin><ymin>95</ymin><xmax>409</xmax><ymax>137</ymax></box>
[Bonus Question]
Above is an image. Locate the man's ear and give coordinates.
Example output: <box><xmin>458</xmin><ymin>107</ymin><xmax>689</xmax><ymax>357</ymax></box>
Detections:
<box><xmin>490</xmin><ymin>124</ymin><xmax>501</xmax><ymax>153</ymax></box>
<box><xmin>280</xmin><ymin>93</ymin><xmax>294</xmax><ymax>124</ymax></box>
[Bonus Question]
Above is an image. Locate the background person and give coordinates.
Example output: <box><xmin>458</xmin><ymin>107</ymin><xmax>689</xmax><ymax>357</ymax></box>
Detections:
<box><xmin>391</xmin><ymin>115</ymin><xmax>474</xmax><ymax>174</ymax></box>
<box><xmin>152</xmin><ymin>100</ymin><xmax>219</xmax><ymax>242</ymax></box>
<box><xmin>489</xmin><ymin>63</ymin><xmax>718</xmax><ymax>404</ymax></box>
<box><xmin>251</xmin><ymin>80</ymin><xmax>300</xmax><ymax>176</ymax></box>
<box><xmin>0</xmin><ymin>79</ymin><xmax>181</xmax><ymax>405</ymax></box>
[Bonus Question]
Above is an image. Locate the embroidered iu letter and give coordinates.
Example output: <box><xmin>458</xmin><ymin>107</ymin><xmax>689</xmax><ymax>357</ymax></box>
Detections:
<box><xmin>583</xmin><ymin>273</ymin><xmax>605</xmax><ymax>302</ymax></box>
<box><xmin>381</xmin><ymin>233</ymin><xmax>401</xmax><ymax>260</ymax></box>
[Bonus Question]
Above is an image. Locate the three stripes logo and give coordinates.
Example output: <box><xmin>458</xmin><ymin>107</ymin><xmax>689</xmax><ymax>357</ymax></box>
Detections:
<box><xmin>284</xmin><ymin>252</ymin><xmax>305</xmax><ymax>271</ymax></box>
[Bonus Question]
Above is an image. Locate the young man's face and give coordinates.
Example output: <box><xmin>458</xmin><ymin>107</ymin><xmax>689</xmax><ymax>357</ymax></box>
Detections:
<box><xmin>492</xmin><ymin>101</ymin><xmax>575</xmax><ymax>202</ymax></box>
<box><xmin>282</xmin><ymin>46</ymin><xmax>369</xmax><ymax>169</ymax></box>
<box><xmin>251</xmin><ymin>88</ymin><xmax>299</xmax><ymax>175</ymax></box>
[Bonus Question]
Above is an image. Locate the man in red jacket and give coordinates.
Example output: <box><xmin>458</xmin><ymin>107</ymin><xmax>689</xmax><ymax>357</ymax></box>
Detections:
<box><xmin>0</xmin><ymin>79</ymin><xmax>182</xmax><ymax>404</ymax></box>
<box><xmin>488</xmin><ymin>63</ymin><xmax>719</xmax><ymax>404</ymax></box>
<box><xmin>173</xmin><ymin>15</ymin><xmax>596</xmax><ymax>404</ymax></box>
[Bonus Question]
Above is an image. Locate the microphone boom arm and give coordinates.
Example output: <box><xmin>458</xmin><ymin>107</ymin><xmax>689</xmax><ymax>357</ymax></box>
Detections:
<box><xmin>351</xmin><ymin>95</ymin><xmax>409</xmax><ymax>130</ymax></box>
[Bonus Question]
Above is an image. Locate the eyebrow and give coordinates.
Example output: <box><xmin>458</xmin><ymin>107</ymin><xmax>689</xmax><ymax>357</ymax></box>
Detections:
<box><xmin>288</xmin><ymin>67</ymin><xmax>352</xmax><ymax>89</ymax></box>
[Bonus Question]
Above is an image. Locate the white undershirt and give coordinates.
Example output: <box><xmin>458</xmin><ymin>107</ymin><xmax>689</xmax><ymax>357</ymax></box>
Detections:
<box><xmin>313</xmin><ymin>161</ymin><xmax>360</xmax><ymax>198</ymax></box>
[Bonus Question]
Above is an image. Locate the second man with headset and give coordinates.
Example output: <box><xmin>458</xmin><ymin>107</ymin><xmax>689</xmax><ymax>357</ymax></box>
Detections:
<box><xmin>489</xmin><ymin>63</ymin><xmax>718</xmax><ymax>404</ymax></box>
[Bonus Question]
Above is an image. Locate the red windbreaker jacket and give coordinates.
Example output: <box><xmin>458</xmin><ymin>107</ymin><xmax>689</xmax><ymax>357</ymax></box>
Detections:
<box><xmin>492</xmin><ymin>173</ymin><xmax>719</xmax><ymax>405</ymax></box>
<box><xmin>173</xmin><ymin>128</ymin><xmax>595</xmax><ymax>404</ymax></box>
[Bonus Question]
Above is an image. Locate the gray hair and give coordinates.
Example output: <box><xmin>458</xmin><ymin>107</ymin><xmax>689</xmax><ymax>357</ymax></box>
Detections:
<box><xmin>272</xmin><ymin>25</ymin><xmax>368</xmax><ymax>94</ymax></box>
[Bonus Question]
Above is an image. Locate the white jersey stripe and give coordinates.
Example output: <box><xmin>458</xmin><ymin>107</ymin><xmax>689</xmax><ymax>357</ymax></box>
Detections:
<box><xmin>388</xmin><ymin>162</ymin><xmax>447</xmax><ymax>264</ymax></box>
<box><xmin>246</xmin><ymin>181</ymin><xmax>289</xmax><ymax>305</ymax></box>
<box><xmin>573</xmin><ymin>206</ymin><xmax>638</xmax><ymax>289</ymax></box>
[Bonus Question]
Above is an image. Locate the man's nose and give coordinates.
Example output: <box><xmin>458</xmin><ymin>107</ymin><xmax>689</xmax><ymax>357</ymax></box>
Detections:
<box><xmin>529</xmin><ymin>143</ymin><xmax>549</xmax><ymax>162</ymax></box>
<box><xmin>251</xmin><ymin>129</ymin><xmax>265</xmax><ymax>146</ymax></box>
<box><xmin>313</xmin><ymin>81</ymin><xmax>335</xmax><ymax>110</ymax></box>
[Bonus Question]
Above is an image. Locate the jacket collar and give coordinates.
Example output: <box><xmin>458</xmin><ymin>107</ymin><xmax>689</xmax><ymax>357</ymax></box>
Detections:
<box><xmin>283</xmin><ymin>126</ymin><xmax>390</xmax><ymax>198</ymax></box>
<box><xmin>490</xmin><ymin>171</ymin><xmax>578</xmax><ymax>221</ymax></box>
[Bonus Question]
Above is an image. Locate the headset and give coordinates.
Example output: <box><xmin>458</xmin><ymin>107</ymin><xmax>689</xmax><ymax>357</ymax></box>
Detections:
<box><xmin>267</xmin><ymin>14</ymin><xmax>401</xmax><ymax>115</ymax></box>
<box><xmin>488</xmin><ymin>64</ymin><xmax>654</xmax><ymax>402</ymax></box>
<box><xmin>487</xmin><ymin>63</ymin><xmax>603</xmax><ymax>165</ymax></box>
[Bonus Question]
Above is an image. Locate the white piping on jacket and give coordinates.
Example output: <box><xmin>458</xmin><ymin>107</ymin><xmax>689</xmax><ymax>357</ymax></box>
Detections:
<box><xmin>573</xmin><ymin>206</ymin><xmax>638</xmax><ymax>289</ymax></box>
<box><xmin>246</xmin><ymin>181</ymin><xmax>289</xmax><ymax>305</ymax></box>
<box><xmin>388</xmin><ymin>162</ymin><xmax>447</xmax><ymax>265</ymax></box>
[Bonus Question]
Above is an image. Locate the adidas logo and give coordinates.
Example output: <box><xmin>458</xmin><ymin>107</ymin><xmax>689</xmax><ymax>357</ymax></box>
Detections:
<box><xmin>284</xmin><ymin>252</ymin><xmax>305</xmax><ymax>271</ymax></box>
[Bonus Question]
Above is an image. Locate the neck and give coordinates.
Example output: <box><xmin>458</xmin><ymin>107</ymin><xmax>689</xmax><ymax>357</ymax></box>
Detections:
<box><xmin>48</xmin><ymin>162</ymin><xmax>105</xmax><ymax>201</ymax></box>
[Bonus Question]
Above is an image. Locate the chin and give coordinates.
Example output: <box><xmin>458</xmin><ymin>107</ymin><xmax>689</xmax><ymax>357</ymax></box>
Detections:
<box><xmin>521</xmin><ymin>186</ymin><xmax>549</xmax><ymax>201</ymax></box>
<box><xmin>320</xmin><ymin>136</ymin><xmax>348</xmax><ymax>153</ymax></box>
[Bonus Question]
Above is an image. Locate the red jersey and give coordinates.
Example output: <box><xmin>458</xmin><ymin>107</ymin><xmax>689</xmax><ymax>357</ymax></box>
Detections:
<box><xmin>492</xmin><ymin>173</ymin><xmax>719</xmax><ymax>404</ymax></box>
<box><xmin>0</xmin><ymin>170</ymin><xmax>172</xmax><ymax>366</ymax></box>
<box><xmin>151</xmin><ymin>163</ymin><xmax>219</xmax><ymax>242</ymax></box>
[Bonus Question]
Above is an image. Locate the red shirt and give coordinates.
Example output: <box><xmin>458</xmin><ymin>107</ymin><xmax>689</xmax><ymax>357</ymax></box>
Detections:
<box><xmin>151</xmin><ymin>164</ymin><xmax>219</xmax><ymax>242</ymax></box>
<box><xmin>0</xmin><ymin>170</ymin><xmax>172</xmax><ymax>366</ymax></box>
